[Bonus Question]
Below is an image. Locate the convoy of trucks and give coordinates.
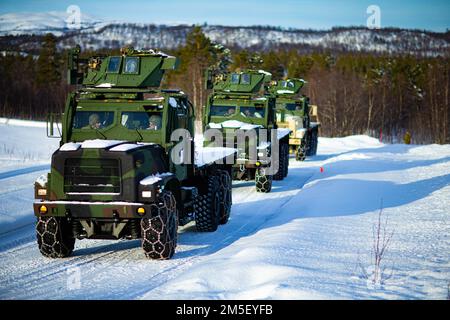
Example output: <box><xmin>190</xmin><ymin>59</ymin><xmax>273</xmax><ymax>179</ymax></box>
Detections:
<box><xmin>33</xmin><ymin>46</ymin><xmax>319</xmax><ymax>259</ymax></box>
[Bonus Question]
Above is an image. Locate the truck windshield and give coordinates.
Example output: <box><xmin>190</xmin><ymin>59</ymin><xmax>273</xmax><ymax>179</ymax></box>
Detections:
<box><xmin>72</xmin><ymin>111</ymin><xmax>114</xmax><ymax>130</ymax></box>
<box><xmin>240</xmin><ymin>106</ymin><xmax>265</xmax><ymax>118</ymax></box>
<box><xmin>121</xmin><ymin>112</ymin><xmax>162</xmax><ymax>130</ymax></box>
<box><xmin>211</xmin><ymin>105</ymin><xmax>236</xmax><ymax>117</ymax></box>
<box><xmin>285</xmin><ymin>103</ymin><xmax>297</xmax><ymax>111</ymax></box>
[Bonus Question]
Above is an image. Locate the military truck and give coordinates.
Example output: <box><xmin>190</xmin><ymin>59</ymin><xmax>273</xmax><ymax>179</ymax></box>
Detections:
<box><xmin>269</xmin><ymin>79</ymin><xmax>319</xmax><ymax>161</ymax></box>
<box><xmin>33</xmin><ymin>46</ymin><xmax>236</xmax><ymax>260</ymax></box>
<box><xmin>203</xmin><ymin>69</ymin><xmax>291</xmax><ymax>193</ymax></box>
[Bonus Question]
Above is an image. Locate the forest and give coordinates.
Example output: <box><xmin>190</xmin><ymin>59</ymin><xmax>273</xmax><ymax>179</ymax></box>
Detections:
<box><xmin>0</xmin><ymin>27</ymin><xmax>448</xmax><ymax>144</ymax></box>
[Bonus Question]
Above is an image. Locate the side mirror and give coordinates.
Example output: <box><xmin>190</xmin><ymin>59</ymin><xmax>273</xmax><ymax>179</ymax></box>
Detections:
<box><xmin>310</xmin><ymin>105</ymin><xmax>318</xmax><ymax>117</ymax></box>
<box><xmin>205</xmin><ymin>69</ymin><xmax>214</xmax><ymax>90</ymax></box>
<box><xmin>47</xmin><ymin>113</ymin><xmax>62</xmax><ymax>138</ymax></box>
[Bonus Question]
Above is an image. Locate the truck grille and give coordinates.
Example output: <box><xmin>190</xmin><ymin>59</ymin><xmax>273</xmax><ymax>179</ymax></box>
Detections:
<box><xmin>64</xmin><ymin>158</ymin><xmax>121</xmax><ymax>194</ymax></box>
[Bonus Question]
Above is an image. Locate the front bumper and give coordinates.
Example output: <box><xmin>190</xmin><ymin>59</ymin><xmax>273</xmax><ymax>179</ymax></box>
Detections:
<box><xmin>33</xmin><ymin>200</ymin><xmax>156</xmax><ymax>219</ymax></box>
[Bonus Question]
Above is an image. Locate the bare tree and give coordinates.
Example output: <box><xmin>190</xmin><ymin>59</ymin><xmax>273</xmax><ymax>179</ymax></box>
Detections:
<box><xmin>359</xmin><ymin>200</ymin><xmax>395</xmax><ymax>287</ymax></box>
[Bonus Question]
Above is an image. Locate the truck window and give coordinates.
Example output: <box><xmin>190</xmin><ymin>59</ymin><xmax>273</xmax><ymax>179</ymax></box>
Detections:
<box><xmin>230</xmin><ymin>74</ymin><xmax>240</xmax><ymax>84</ymax></box>
<box><xmin>107</xmin><ymin>57</ymin><xmax>121</xmax><ymax>73</ymax></box>
<box><xmin>72</xmin><ymin>111</ymin><xmax>114</xmax><ymax>130</ymax></box>
<box><xmin>241</xmin><ymin>74</ymin><xmax>251</xmax><ymax>85</ymax></box>
<box><xmin>121</xmin><ymin>112</ymin><xmax>162</xmax><ymax>130</ymax></box>
<box><xmin>123</xmin><ymin>57</ymin><xmax>139</xmax><ymax>74</ymax></box>
<box><xmin>240</xmin><ymin>106</ymin><xmax>265</xmax><ymax>118</ymax></box>
<box><xmin>211</xmin><ymin>105</ymin><xmax>236</xmax><ymax>117</ymax></box>
<box><xmin>285</xmin><ymin>103</ymin><xmax>296</xmax><ymax>111</ymax></box>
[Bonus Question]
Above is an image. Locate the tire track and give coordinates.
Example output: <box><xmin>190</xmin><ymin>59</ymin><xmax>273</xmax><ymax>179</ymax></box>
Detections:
<box><xmin>0</xmin><ymin>164</ymin><xmax>49</xmax><ymax>180</ymax></box>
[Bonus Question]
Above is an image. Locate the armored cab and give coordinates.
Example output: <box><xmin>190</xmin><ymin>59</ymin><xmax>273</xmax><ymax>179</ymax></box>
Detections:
<box><xmin>204</xmin><ymin>69</ymin><xmax>291</xmax><ymax>193</ymax></box>
<box><xmin>33</xmin><ymin>47</ymin><xmax>236</xmax><ymax>260</ymax></box>
<box><xmin>269</xmin><ymin>78</ymin><xmax>319</xmax><ymax>161</ymax></box>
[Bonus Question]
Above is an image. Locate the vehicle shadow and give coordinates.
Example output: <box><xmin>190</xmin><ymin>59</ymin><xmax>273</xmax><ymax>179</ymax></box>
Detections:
<box><xmin>73</xmin><ymin>239</ymin><xmax>140</xmax><ymax>256</ymax></box>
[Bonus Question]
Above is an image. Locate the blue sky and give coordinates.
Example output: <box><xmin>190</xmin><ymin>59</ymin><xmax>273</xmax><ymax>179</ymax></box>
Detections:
<box><xmin>0</xmin><ymin>0</ymin><xmax>449</xmax><ymax>31</ymax></box>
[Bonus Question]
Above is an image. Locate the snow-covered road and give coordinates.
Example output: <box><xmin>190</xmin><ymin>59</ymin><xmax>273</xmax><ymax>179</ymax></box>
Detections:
<box><xmin>0</xmin><ymin>119</ymin><xmax>449</xmax><ymax>299</ymax></box>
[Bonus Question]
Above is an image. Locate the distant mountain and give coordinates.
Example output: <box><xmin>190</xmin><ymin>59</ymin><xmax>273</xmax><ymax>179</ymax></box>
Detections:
<box><xmin>0</xmin><ymin>11</ymin><xmax>103</xmax><ymax>36</ymax></box>
<box><xmin>1</xmin><ymin>12</ymin><xmax>449</xmax><ymax>56</ymax></box>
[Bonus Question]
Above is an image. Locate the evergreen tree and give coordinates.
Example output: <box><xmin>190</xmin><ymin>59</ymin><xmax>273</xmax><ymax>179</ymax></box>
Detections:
<box><xmin>36</xmin><ymin>33</ymin><xmax>60</xmax><ymax>86</ymax></box>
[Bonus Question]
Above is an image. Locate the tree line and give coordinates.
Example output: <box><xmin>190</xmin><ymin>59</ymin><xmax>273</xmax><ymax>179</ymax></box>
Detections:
<box><xmin>0</xmin><ymin>28</ymin><xmax>448</xmax><ymax>144</ymax></box>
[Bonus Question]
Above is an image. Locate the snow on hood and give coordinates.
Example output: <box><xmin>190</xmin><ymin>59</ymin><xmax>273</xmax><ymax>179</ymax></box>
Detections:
<box><xmin>109</xmin><ymin>142</ymin><xmax>154</xmax><ymax>152</ymax></box>
<box><xmin>195</xmin><ymin>147</ymin><xmax>237</xmax><ymax>167</ymax></box>
<box><xmin>80</xmin><ymin>140</ymin><xmax>126</xmax><ymax>149</ymax></box>
<box><xmin>140</xmin><ymin>172</ymin><xmax>174</xmax><ymax>186</ymax></box>
<box><xmin>277</xmin><ymin>128</ymin><xmax>291</xmax><ymax>140</ymax></box>
<box><xmin>59</xmin><ymin>140</ymin><xmax>155</xmax><ymax>152</ymax></box>
<box><xmin>59</xmin><ymin>142</ymin><xmax>81</xmax><ymax>151</ymax></box>
<box><xmin>208</xmin><ymin>120</ymin><xmax>262</xmax><ymax>131</ymax></box>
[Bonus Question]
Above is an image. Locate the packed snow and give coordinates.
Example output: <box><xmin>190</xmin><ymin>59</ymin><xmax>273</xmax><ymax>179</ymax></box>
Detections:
<box><xmin>0</xmin><ymin>119</ymin><xmax>449</xmax><ymax>300</ymax></box>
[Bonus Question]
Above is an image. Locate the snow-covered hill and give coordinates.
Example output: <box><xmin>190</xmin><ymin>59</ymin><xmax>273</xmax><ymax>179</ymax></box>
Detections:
<box><xmin>0</xmin><ymin>11</ymin><xmax>103</xmax><ymax>36</ymax></box>
<box><xmin>0</xmin><ymin>118</ymin><xmax>448</xmax><ymax>299</ymax></box>
<box><xmin>1</xmin><ymin>12</ymin><xmax>448</xmax><ymax>55</ymax></box>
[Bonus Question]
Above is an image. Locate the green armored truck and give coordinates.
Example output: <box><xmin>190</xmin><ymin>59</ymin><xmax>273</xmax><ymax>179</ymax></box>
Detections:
<box><xmin>33</xmin><ymin>47</ymin><xmax>236</xmax><ymax>260</ymax></box>
<box><xmin>203</xmin><ymin>69</ymin><xmax>291</xmax><ymax>193</ymax></box>
<box><xmin>269</xmin><ymin>79</ymin><xmax>319</xmax><ymax>161</ymax></box>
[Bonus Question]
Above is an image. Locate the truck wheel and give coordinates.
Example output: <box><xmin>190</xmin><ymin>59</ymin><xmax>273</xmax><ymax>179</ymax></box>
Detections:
<box><xmin>218</xmin><ymin>170</ymin><xmax>232</xmax><ymax>224</ymax></box>
<box><xmin>306</xmin><ymin>131</ymin><xmax>317</xmax><ymax>156</ymax></box>
<box><xmin>282</xmin><ymin>143</ymin><xmax>289</xmax><ymax>178</ymax></box>
<box><xmin>312</xmin><ymin>131</ymin><xmax>319</xmax><ymax>155</ymax></box>
<box><xmin>296</xmin><ymin>146</ymin><xmax>306</xmax><ymax>161</ymax></box>
<box><xmin>36</xmin><ymin>216</ymin><xmax>75</xmax><ymax>258</ymax></box>
<box><xmin>195</xmin><ymin>175</ymin><xmax>221</xmax><ymax>232</ymax></box>
<box><xmin>141</xmin><ymin>191</ymin><xmax>178</xmax><ymax>260</ymax></box>
<box><xmin>255</xmin><ymin>168</ymin><xmax>273</xmax><ymax>193</ymax></box>
<box><xmin>273</xmin><ymin>143</ymin><xmax>285</xmax><ymax>181</ymax></box>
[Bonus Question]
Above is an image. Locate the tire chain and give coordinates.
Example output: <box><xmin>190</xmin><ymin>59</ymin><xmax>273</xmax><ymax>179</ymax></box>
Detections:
<box><xmin>255</xmin><ymin>168</ymin><xmax>273</xmax><ymax>193</ymax></box>
<box><xmin>36</xmin><ymin>216</ymin><xmax>75</xmax><ymax>258</ymax></box>
<box><xmin>141</xmin><ymin>191</ymin><xmax>178</xmax><ymax>260</ymax></box>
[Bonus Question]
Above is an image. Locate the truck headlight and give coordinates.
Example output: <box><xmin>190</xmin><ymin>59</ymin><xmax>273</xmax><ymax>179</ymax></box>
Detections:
<box><xmin>141</xmin><ymin>191</ymin><xmax>152</xmax><ymax>198</ymax></box>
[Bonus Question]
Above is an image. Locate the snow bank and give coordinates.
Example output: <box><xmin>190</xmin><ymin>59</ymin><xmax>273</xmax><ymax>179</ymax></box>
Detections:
<box><xmin>142</xmin><ymin>135</ymin><xmax>450</xmax><ymax>300</ymax></box>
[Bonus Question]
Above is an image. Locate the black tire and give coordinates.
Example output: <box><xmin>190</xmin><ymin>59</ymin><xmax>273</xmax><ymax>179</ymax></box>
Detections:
<box><xmin>273</xmin><ymin>142</ymin><xmax>285</xmax><ymax>181</ymax></box>
<box><xmin>36</xmin><ymin>216</ymin><xmax>75</xmax><ymax>258</ymax></box>
<box><xmin>282</xmin><ymin>143</ymin><xmax>289</xmax><ymax>178</ymax></box>
<box><xmin>195</xmin><ymin>175</ymin><xmax>221</xmax><ymax>232</ymax></box>
<box><xmin>312</xmin><ymin>130</ymin><xmax>319</xmax><ymax>155</ymax></box>
<box><xmin>306</xmin><ymin>131</ymin><xmax>314</xmax><ymax>156</ymax></box>
<box><xmin>141</xmin><ymin>191</ymin><xmax>178</xmax><ymax>260</ymax></box>
<box><xmin>255</xmin><ymin>168</ymin><xmax>273</xmax><ymax>193</ymax></box>
<box><xmin>306</xmin><ymin>130</ymin><xmax>319</xmax><ymax>157</ymax></box>
<box><xmin>218</xmin><ymin>170</ymin><xmax>232</xmax><ymax>225</ymax></box>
